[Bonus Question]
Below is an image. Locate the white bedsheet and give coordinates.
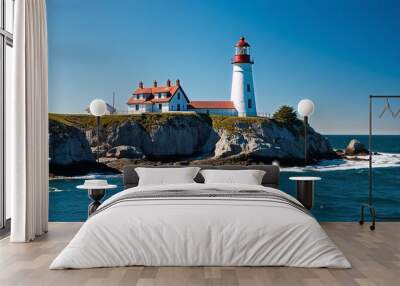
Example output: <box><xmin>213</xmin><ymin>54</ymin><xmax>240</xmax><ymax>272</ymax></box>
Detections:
<box><xmin>50</xmin><ymin>183</ymin><xmax>351</xmax><ymax>269</ymax></box>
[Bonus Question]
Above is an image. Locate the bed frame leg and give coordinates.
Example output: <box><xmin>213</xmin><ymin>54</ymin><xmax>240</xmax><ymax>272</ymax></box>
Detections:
<box><xmin>359</xmin><ymin>204</ymin><xmax>376</xmax><ymax>231</ymax></box>
<box><xmin>369</xmin><ymin>207</ymin><xmax>376</xmax><ymax>231</ymax></box>
<box><xmin>359</xmin><ymin>205</ymin><xmax>364</xmax><ymax>225</ymax></box>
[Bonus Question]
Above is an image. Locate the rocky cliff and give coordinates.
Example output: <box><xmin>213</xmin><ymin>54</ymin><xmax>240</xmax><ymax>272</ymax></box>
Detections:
<box><xmin>49</xmin><ymin>113</ymin><xmax>336</xmax><ymax>171</ymax></box>
<box><xmin>105</xmin><ymin>114</ymin><xmax>212</xmax><ymax>158</ymax></box>
<box><xmin>49</xmin><ymin>119</ymin><xmax>95</xmax><ymax>165</ymax></box>
<box><xmin>209</xmin><ymin>117</ymin><xmax>333</xmax><ymax>164</ymax></box>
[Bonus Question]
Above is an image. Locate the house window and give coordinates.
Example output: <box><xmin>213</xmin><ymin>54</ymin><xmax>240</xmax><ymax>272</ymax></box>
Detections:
<box><xmin>247</xmin><ymin>84</ymin><xmax>251</xmax><ymax>92</ymax></box>
<box><xmin>177</xmin><ymin>93</ymin><xmax>181</xmax><ymax>100</ymax></box>
<box><xmin>248</xmin><ymin>99</ymin><xmax>252</xmax><ymax>109</ymax></box>
<box><xmin>1</xmin><ymin>0</ymin><xmax>14</xmax><ymax>229</ymax></box>
<box><xmin>159</xmin><ymin>104</ymin><xmax>162</xmax><ymax>110</ymax></box>
<box><xmin>177</xmin><ymin>104</ymin><xmax>181</xmax><ymax>111</ymax></box>
<box><xmin>136</xmin><ymin>94</ymin><xmax>140</xmax><ymax>99</ymax></box>
<box><xmin>158</xmin><ymin>93</ymin><xmax>162</xmax><ymax>98</ymax></box>
<box><xmin>135</xmin><ymin>104</ymin><xmax>139</xmax><ymax>111</ymax></box>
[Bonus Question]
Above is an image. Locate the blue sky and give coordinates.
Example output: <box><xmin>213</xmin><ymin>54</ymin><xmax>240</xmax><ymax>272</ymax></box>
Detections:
<box><xmin>47</xmin><ymin>0</ymin><xmax>400</xmax><ymax>134</ymax></box>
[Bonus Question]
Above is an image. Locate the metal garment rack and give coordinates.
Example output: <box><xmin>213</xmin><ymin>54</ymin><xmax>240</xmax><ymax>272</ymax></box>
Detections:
<box><xmin>359</xmin><ymin>95</ymin><xmax>400</xmax><ymax>230</ymax></box>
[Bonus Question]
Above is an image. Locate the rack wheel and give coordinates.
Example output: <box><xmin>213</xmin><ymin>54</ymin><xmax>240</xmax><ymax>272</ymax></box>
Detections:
<box><xmin>370</xmin><ymin>225</ymin><xmax>375</xmax><ymax>231</ymax></box>
<box><xmin>359</xmin><ymin>220</ymin><xmax>364</xmax><ymax>225</ymax></box>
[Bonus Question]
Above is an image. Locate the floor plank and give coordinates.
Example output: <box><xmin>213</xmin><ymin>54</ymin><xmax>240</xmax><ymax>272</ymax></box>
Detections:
<box><xmin>0</xmin><ymin>222</ymin><xmax>399</xmax><ymax>286</ymax></box>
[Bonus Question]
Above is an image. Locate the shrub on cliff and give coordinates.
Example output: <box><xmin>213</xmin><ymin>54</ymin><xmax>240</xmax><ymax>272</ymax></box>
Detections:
<box><xmin>273</xmin><ymin>105</ymin><xmax>298</xmax><ymax>123</ymax></box>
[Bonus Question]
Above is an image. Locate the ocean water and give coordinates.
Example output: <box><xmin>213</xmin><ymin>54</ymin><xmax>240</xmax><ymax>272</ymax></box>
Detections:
<box><xmin>49</xmin><ymin>135</ymin><xmax>400</xmax><ymax>222</ymax></box>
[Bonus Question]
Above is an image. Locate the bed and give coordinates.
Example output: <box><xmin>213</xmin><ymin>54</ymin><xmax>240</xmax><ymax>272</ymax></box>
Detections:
<box><xmin>50</xmin><ymin>165</ymin><xmax>350</xmax><ymax>269</ymax></box>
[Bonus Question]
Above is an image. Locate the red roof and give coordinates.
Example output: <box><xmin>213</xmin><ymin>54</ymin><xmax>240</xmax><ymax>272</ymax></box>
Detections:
<box><xmin>126</xmin><ymin>98</ymin><xmax>146</xmax><ymax>104</ymax></box>
<box><xmin>133</xmin><ymin>85</ymin><xmax>179</xmax><ymax>95</ymax></box>
<box><xmin>126</xmin><ymin>99</ymin><xmax>153</xmax><ymax>105</ymax></box>
<box><xmin>188</xmin><ymin>101</ymin><xmax>236</xmax><ymax>109</ymax></box>
<box><xmin>127</xmin><ymin>83</ymin><xmax>189</xmax><ymax>105</ymax></box>
<box><xmin>235</xmin><ymin>37</ymin><xmax>250</xmax><ymax>47</ymax></box>
<box><xmin>151</xmin><ymin>98</ymin><xmax>171</xmax><ymax>103</ymax></box>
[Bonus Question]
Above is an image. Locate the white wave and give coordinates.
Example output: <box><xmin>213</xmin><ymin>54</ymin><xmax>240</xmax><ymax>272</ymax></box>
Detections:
<box><xmin>49</xmin><ymin>187</ymin><xmax>64</xmax><ymax>192</ymax></box>
<box><xmin>82</xmin><ymin>173</ymin><xmax>122</xmax><ymax>179</ymax></box>
<box><xmin>51</xmin><ymin>173</ymin><xmax>122</xmax><ymax>180</ymax></box>
<box><xmin>281</xmin><ymin>153</ymin><xmax>400</xmax><ymax>172</ymax></box>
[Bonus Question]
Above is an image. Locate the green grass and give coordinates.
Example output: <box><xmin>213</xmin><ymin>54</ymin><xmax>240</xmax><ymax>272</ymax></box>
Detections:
<box><xmin>49</xmin><ymin>113</ymin><xmax>275</xmax><ymax>134</ymax></box>
<box><xmin>49</xmin><ymin>113</ymin><xmax>96</xmax><ymax>128</ymax></box>
<box><xmin>210</xmin><ymin>115</ymin><xmax>269</xmax><ymax>133</ymax></box>
<box><xmin>49</xmin><ymin>112</ymin><xmax>206</xmax><ymax>132</ymax></box>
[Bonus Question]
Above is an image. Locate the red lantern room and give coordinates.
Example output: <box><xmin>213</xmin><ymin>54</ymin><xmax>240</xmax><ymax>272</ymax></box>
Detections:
<box><xmin>231</xmin><ymin>37</ymin><xmax>253</xmax><ymax>64</ymax></box>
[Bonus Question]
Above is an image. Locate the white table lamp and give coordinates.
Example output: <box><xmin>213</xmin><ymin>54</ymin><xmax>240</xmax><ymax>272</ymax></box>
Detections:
<box><xmin>89</xmin><ymin>99</ymin><xmax>107</xmax><ymax>163</ymax></box>
<box><xmin>297</xmin><ymin>99</ymin><xmax>315</xmax><ymax>117</ymax></box>
<box><xmin>297</xmin><ymin>99</ymin><xmax>315</xmax><ymax>164</ymax></box>
<box><xmin>89</xmin><ymin>99</ymin><xmax>107</xmax><ymax>117</ymax></box>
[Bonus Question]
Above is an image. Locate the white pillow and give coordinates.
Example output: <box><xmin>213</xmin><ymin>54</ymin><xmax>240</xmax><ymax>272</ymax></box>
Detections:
<box><xmin>200</xmin><ymin>169</ymin><xmax>266</xmax><ymax>185</ymax></box>
<box><xmin>135</xmin><ymin>167</ymin><xmax>201</xmax><ymax>186</ymax></box>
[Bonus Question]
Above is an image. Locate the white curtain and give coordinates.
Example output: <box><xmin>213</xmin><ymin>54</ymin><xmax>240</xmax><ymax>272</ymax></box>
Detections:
<box><xmin>8</xmin><ymin>0</ymin><xmax>48</xmax><ymax>242</ymax></box>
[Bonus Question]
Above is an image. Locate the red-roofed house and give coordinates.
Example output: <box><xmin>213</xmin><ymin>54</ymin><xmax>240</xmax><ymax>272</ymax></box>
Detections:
<box><xmin>127</xmin><ymin>79</ymin><xmax>238</xmax><ymax>116</ymax></box>
<box><xmin>127</xmin><ymin>79</ymin><xmax>190</xmax><ymax>113</ymax></box>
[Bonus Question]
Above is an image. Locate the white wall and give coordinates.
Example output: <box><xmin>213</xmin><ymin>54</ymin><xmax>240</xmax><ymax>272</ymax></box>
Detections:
<box><xmin>230</xmin><ymin>63</ymin><xmax>257</xmax><ymax>117</ymax></box>
<box><xmin>128</xmin><ymin>104</ymin><xmax>151</xmax><ymax>113</ymax></box>
<box><xmin>161</xmin><ymin>103</ymin><xmax>169</xmax><ymax>112</ymax></box>
<box><xmin>168</xmin><ymin>88</ymin><xmax>189</xmax><ymax>111</ymax></box>
<box><xmin>153</xmin><ymin>92</ymin><xmax>168</xmax><ymax>99</ymax></box>
<box><xmin>151</xmin><ymin>103</ymin><xmax>167</xmax><ymax>113</ymax></box>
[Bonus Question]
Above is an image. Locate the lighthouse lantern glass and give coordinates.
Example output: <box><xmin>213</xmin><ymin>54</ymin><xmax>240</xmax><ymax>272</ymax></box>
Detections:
<box><xmin>236</xmin><ymin>46</ymin><xmax>250</xmax><ymax>55</ymax></box>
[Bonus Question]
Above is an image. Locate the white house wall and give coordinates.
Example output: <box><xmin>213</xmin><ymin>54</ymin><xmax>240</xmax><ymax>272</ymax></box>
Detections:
<box><xmin>153</xmin><ymin>92</ymin><xmax>169</xmax><ymax>100</ymax></box>
<box><xmin>168</xmin><ymin>88</ymin><xmax>189</xmax><ymax>111</ymax></box>
<box><xmin>151</xmin><ymin>103</ymin><xmax>167</xmax><ymax>113</ymax></box>
<box><xmin>127</xmin><ymin>88</ymin><xmax>240</xmax><ymax>116</ymax></box>
<box><xmin>128</xmin><ymin>104</ymin><xmax>150</xmax><ymax>113</ymax></box>
<box><xmin>161</xmin><ymin>103</ymin><xmax>169</xmax><ymax>112</ymax></box>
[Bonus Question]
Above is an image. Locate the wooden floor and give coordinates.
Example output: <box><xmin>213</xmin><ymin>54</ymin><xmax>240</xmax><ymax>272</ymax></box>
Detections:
<box><xmin>0</xmin><ymin>222</ymin><xmax>399</xmax><ymax>286</ymax></box>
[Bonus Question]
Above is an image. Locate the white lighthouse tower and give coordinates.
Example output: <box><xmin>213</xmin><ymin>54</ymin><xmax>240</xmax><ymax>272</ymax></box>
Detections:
<box><xmin>230</xmin><ymin>37</ymin><xmax>257</xmax><ymax>117</ymax></box>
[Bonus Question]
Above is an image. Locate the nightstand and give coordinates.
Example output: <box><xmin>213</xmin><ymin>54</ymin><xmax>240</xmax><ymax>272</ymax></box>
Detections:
<box><xmin>77</xmin><ymin>180</ymin><xmax>117</xmax><ymax>216</ymax></box>
<box><xmin>289</xmin><ymin>176</ymin><xmax>321</xmax><ymax>210</ymax></box>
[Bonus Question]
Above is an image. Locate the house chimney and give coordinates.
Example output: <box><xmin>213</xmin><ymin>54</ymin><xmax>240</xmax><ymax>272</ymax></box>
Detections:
<box><xmin>153</xmin><ymin>80</ymin><xmax>157</xmax><ymax>87</ymax></box>
<box><xmin>166</xmin><ymin>79</ymin><xmax>171</xmax><ymax>87</ymax></box>
<box><xmin>139</xmin><ymin>81</ymin><xmax>143</xmax><ymax>89</ymax></box>
<box><xmin>176</xmin><ymin>79</ymin><xmax>180</xmax><ymax>87</ymax></box>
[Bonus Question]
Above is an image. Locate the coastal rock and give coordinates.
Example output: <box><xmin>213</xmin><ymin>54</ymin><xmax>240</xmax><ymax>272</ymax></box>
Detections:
<box><xmin>107</xmin><ymin>121</ymin><xmax>150</xmax><ymax>149</ymax></box>
<box><xmin>107</xmin><ymin>145</ymin><xmax>145</xmax><ymax>159</ymax></box>
<box><xmin>106</xmin><ymin>115</ymin><xmax>212</xmax><ymax>157</ymax></box>
<box><xmin>91</xmin><ymin>144</ymin><xmax>110</xmax><ymax>158</ymax></box>
<box><xmin>49</xmin><ymin>119</ymin><xmax>95</xmax><ymax>165</ymax></box>
<box><xmin>345</xmin><ymin>139</ymin><xmax>369</xmax><ymax>156</ymax></box>
<box><xmin>146</xmin><ymin>116</ymin><xmax>212</xmax><ymax>156</ymax></box>
<box><xmin>200</xmin><ymin>128</ymin><xmax>220</xmax><ymax>155</ymax></box>
<box><xmin>213</xmin><ymin>119</ymin><xmax>333</xmax><ymax>163</ymax></box>
<box><xmin>49</xmin><ymin>114</ymin><xmax>337</xmax><ymax>168</ymax></box>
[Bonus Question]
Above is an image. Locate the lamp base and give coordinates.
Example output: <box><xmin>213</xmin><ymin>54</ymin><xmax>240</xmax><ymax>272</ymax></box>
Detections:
<box><xmin>88</xmin><ymin>189</ymin><xmax>105</xmax><ymax>216</ymax></box>
<box><xmin>304</xmin><ymin>116</ymin><xmax>308</xmax><ymax>164</ymax></box>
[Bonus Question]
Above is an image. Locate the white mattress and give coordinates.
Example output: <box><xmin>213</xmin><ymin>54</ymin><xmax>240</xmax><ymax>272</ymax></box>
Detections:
<box><xmin>50</xmin><ymin>183</ymin><xmax>351</xmax><ymax>269</ymax></box>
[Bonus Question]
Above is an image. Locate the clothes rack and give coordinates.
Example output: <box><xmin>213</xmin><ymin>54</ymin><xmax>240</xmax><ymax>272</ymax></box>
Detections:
<box><xmin>359</xmin><ymin>95</ymin><xmax>400</xmax><ymax>230</ymax></box>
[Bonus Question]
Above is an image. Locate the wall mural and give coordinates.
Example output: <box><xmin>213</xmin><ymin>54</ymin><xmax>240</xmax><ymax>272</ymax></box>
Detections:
<box><xmin>47</xmin><ymin>1</ymin><xmax>400</xmax><ymax>223</ymax></box>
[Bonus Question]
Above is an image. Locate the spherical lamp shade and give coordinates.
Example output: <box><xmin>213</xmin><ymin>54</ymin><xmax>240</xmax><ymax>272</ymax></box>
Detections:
<box><xmin>297</xmin><ymin>99</ymin><xmax>315</xmax><ymax>117</ymax></box>
<box><xmin>89</xmin><ymin>99</ymin><xmax>107</xmax><ymax>117</ymax></box>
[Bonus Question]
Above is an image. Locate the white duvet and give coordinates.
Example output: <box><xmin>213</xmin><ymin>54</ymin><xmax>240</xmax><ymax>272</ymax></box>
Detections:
<box><xmin>50</xmin><ymin>183</ymin><xmax>351</xmax><ymax>269</ymax></box>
